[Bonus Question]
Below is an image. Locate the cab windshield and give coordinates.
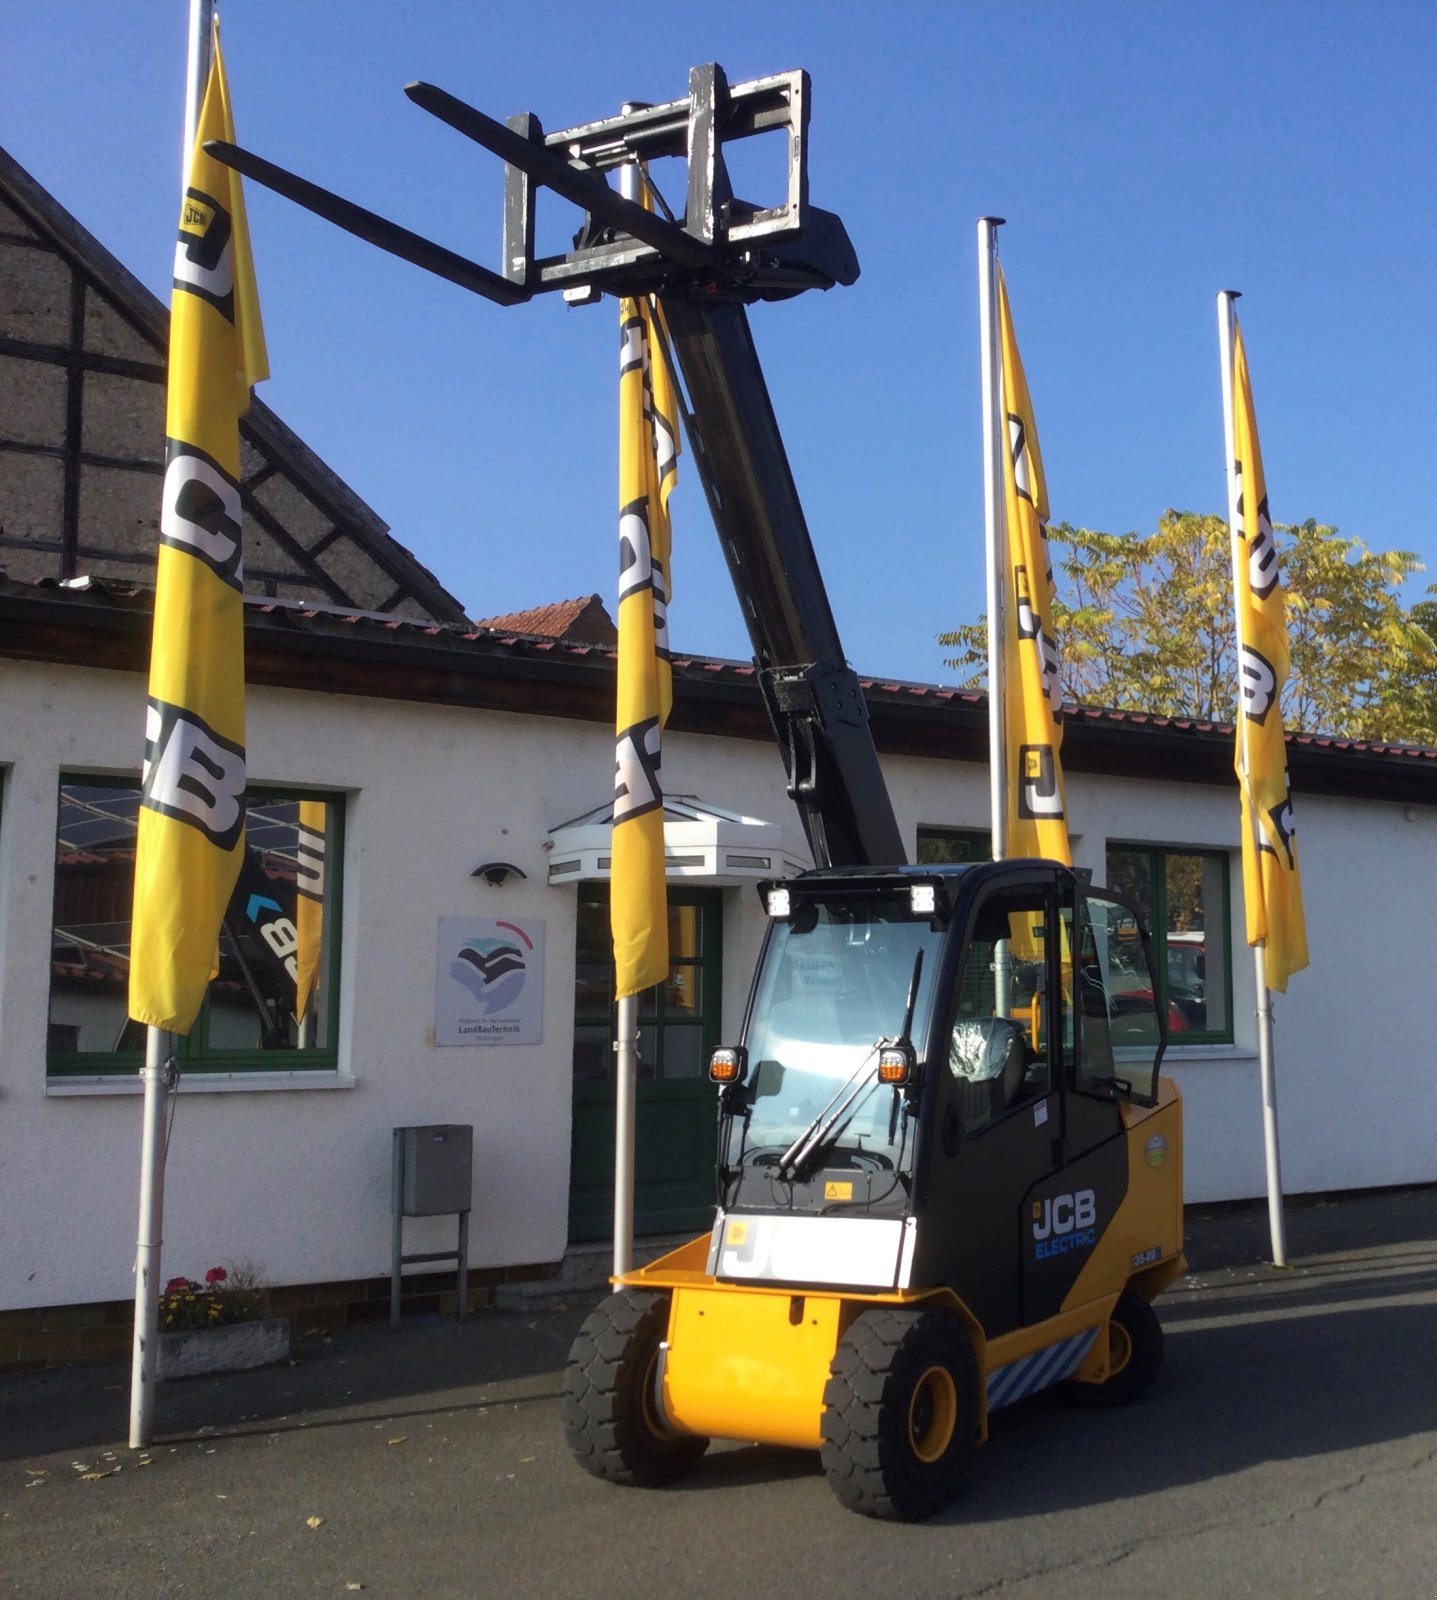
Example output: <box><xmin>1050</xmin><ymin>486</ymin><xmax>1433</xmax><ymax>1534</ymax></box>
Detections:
<box><xmin>733</xmin><ymin>893</ymin><xmax>943</xmax><ymax>1173</ymax></box>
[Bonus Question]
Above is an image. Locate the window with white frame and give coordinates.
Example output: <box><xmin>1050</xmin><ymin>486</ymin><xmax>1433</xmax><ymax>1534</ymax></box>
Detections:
<box><xmin>47</xmin><ymin>777</ymin><xmax>341</xmax><ymax>1075</ymax></box>
<box><xmin>1104</xmin><ymin>843</ymin><xmax>1231</xmax><ymax>1043</ymax></box>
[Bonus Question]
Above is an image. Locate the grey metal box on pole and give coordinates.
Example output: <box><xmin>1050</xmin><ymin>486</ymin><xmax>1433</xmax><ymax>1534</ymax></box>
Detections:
<box><xmin>390</xmin><ymin>1125</ymin><xmax>472</xmax><ymax>1327</ymax></box>
<box><xmin>399</xmin><ymin>1124</ymin><xmax>473</xmax><ymax>1214</ymax></box>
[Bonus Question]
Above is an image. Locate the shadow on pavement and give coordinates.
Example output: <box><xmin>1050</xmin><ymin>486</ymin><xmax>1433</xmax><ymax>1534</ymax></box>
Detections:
<box><xmin>620</xmin><ymin>1288</ymin><xmax>1437</xmax><ymax>1520</ymax></box>
<box><xmin>0</xmin><ymin>1301</ymin><xmax>593</xmax><ymax>1465</ymax></box>
<box><xmin>4</xmin><ymin>1184</ymin><xmax>1434</xmax><ymax>1493</ymax></box>
<box><xmin>1180</xmin><ymin>1183</ymin><xmax>1437</xmax><ymax>1273</ymax></box>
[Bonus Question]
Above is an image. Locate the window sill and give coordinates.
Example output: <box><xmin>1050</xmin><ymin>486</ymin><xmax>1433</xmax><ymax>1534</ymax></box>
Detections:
<box><xmin>1141</xmin><ymin>1044</ymin><xmax>1256</xmax><ymax>1063</ymax></box>
<box><xmin>45</xmin><ymin>1072</ymin><xmax>357</xmax><ymax>1097</ymax></box>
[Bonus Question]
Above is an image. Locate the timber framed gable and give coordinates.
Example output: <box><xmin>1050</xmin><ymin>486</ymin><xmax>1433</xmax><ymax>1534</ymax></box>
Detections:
<box><xmin>0</xmin><ymin>145</ymin><xmax>468</xmax><ymax>625</ymax></box>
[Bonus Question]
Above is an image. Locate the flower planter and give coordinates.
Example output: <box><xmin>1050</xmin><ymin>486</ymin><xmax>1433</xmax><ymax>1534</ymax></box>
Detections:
<box><xmin>156</xmin><ymin>1317</ymin><xmax>291</xmax><ymax>1381</ymax></box>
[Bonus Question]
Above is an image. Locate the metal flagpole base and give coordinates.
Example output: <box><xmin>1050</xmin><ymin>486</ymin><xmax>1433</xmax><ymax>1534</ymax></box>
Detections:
<box><xmin>129</xmin><ymin>1026</ymin><xmax>171</xmax><ymax>1448</ymax></box>
<box><xmin>1254</xmin><ymin>942</ymin><xmax>1288</xmax><ymax>1268</ymax></box>
<box><xmin>613</xmin><ymin>993</ymin><xmax>638</xmax><ymax>1281</ymax></box>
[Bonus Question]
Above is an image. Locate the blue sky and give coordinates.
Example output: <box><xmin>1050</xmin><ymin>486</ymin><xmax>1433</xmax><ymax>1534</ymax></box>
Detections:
<box><xmin>5</xmin><ymin>2</ymin><xmax>1435</xmax><ymax>685</ymax></box>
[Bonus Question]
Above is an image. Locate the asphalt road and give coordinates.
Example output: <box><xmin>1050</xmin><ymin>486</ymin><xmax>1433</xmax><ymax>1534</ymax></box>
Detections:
<box><xmin>4</xmin><ymin>1188</ymin><xmax>1436</xmax><ymax>1600</ymax></box>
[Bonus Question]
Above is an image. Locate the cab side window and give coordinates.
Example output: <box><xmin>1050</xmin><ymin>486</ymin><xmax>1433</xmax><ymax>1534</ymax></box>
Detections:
<box><xmin>1068</xmin><ymin>892</ymin><xmax>1163</xmax><ymax>1104</ymax></box>
<box><xmin>947</xmin><ymin>893</ymin><xmax>1056</xmax><ymax>1133</ymax></box>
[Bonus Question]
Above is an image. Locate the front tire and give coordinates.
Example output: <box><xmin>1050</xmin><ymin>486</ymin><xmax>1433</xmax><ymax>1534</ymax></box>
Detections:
<box><xmin>562</xmin><ymin>1290</ymin><xmax>708</xmax><ymax>1487</ymax></box>
<box><xmin>820</xmin><ymin>1307</ymin><xmax>978</xmax><ymax>1521</ymax></box>
<box><xmin>1064</xmin><ymin>1287</ymin><xmax>1164</xmax><ymax>1407</ymax></box>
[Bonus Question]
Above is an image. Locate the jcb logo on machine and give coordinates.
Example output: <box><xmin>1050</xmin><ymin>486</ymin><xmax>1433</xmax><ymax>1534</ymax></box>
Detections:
<box><xmin>1031</xmin><ymin>1188</ymin><xmax>1097</xmax><ymax>1260</ymax></box>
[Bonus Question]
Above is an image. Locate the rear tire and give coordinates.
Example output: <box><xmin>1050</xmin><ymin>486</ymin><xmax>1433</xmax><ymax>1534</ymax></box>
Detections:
<box><xmin>562</xmin><ymin>1290</ymin><xmax>708</xmax><ymax>1487</ymax></box>
<box><xmin>1063</xmin><ymin>1287</ymin><xmax>1164</xmax><ymax>1407</ymax></box>
<box><xmin>820</xmin><ymin>1307</ymin><xmax>978</xmax><ymax>1521</ymax></box>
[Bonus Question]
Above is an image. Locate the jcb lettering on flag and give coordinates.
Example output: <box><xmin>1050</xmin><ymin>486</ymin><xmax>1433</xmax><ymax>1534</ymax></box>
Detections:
<box><xmin>1015</xmin><ymin>568</ymin><xmax>1063</xmax><ymax>724</ymax></box>
<box><xmin>648</xmin><ymin>564</ymin><xmax>670</xmax><ymax>661</ymax></box>
<box><xmin>1014</xmin><ymin>564</ymin><xmax>1039</xmax><ymax>640</ymax></box>
<box><xmin>261</xmin><ymin>915</ymin><xmax>301</xmax><ymax>978</ymax></box>
<box><xmin>1007</xmin><ymin>413</ymin><xmax>1034</xmax><ymax>505</ymax></box>
<box><xmin>618</xmin><ymin>501</ymin><xmax>654</xmax><ymax>600</ymax></box>
<box><xmin>1234</xmin><ymin>472</ymin><xmax>1279</xmax><ymax>601</ymax></box>
<box><xmin>161</xmin><ymin>442</ymin><xmax>243</xmax><ymax>588</ymax></box>
<box><xmin>174</xmin><ymin>187</ymin><xmax>235</xmax><ymax>316</ymax></box>
<box><xmin>296</xmin><ymin>823</ymin><xmax>326</xmax><ymax>900</ymax></box>
<box><xmin>614</xmin><ymin>716</ymin><xmax>662</xmax><ymax>824</ymax></box>
<box><xmin>142</xmin><ymin>699</ymin><xmax>246</xmax><ymax>851</ymax></box>
<box><xmin>1018</xmin><ymin>744</ymin><xmax>1064</xmax><ymax>821</ymax></box>
<box><xmin>650</xmin><ymin>566</ymin><xmax>670</xmax><ymax>660</ymax></box>
<box><xmin>1238</xmin><ymin>644</ymin><xmax>1278</xmax><ymax>723</ymax></box>
<box><xmin>619</xmin><ymin>311</ymin><xmax>645</xmax><ymax>376</ymax></box>
<box><xmin>1264</xmin><ymin>791</ymin><xmax>1297</xmax><ymax>871</ymax></box>
<box><xmin>650</xmin><ymin>397</ymin><xmax>678</xmax><ymax>487</ymax></box>
<box><xmin>1038</xmin><ymin>630</ymin><xmax>1062</xmax><ymax>721</ymax></box>
<box><xmin>619</xmin><ymin>499</ymin><xmax>670</xmax><ymax>658</ymax></box>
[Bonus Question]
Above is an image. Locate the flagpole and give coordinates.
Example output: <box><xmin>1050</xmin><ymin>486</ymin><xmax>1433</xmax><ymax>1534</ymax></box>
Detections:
<box><xmin>1218</xmin><ymin>288</ymin><xmax>1287</xmax><ymax>1269</ymax></box>
<box><xmin>613</xmin><ymin>993</ymin><xmax>638</xmax><ymax>1280</ymax></box>
<box><xmin>978</xmin><ymin>218</ymin><xmax>1013</xmax><ymax>1017</ymax></box>
<box><xmin>610</xmin><ymin>138</ymin><xmax>644</xmax><ymax>1284</ymax></box>
<box><xmin>182</xmin><ymin>0</ymin><xmax>215</xmax><ymax>185</ymax></box>
<box><xmin>1252</xmin><ymin>940</ymin><xmax>1286</xmax><ymax>1264</ymax></box>
<box><xmin>129</xmin><ymin>0</ymin><xmax>216</xmax><ymax>1453</ymax></box>
<box><xmin>129</xmin><ymin>1028</ymin><xmax>172</xmax><ymax>1448</ymax></box>
<box><xmin>978</xmin><ymin>218</ymin><xmax>1007</xmax><ymax>865</ymax></box>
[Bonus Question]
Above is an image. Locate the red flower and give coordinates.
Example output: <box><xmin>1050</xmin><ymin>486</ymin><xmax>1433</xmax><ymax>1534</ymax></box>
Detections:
<box><xmin>163</xmin><ymin>1277</ymin><xmax>188</xmax><ymax>1294</ymax></box>
<box><xmin>205</xmin><ymin>1266</ymin><xmax>228</xmax><ymax>1285</ymax></box>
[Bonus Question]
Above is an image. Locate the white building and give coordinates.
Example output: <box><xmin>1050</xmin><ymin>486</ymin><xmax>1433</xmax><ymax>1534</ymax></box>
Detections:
<box><xmin>3</xmin><ymin>146</ymin><xmax>1434</xmax><ymax>1363</ymax></box>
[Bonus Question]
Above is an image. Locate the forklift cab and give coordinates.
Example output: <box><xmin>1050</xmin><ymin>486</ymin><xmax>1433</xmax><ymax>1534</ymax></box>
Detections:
<box><xmin>713</xmin><ymin>861</ymin><xmax>1167</xmax><ymax>1339</ymax></box>
<box><xmin>910</xmin><ymin>861</ymin><xmax>1166</xmax><ymax>1336</ymax></box>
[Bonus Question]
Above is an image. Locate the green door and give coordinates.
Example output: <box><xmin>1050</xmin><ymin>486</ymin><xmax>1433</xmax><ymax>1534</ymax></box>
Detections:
<box><xmin>569</xmin><ymin>885</ymin><xmax>723</xmax><ymax>1242</ymax></box>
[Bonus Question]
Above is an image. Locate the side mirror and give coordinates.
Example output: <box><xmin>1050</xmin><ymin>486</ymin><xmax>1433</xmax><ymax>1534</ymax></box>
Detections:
<box><xmin>751</xmin><ymin>1059</ymin><xmax>785</xmax><ymax>1099</ymax></box>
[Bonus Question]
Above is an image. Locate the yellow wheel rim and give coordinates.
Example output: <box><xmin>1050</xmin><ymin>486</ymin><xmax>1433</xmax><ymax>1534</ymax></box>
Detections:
<box><xmin>641</xmin><ymin>1344</ymin><xmax>671</xmax><ymax>1440</ymax></box>
<box><xmin>908</xmin><ymin>1365</ymin><xmax>958</xmax><ymax>1464</ymax></box>
<box><xmin>1107</xmin><ymin>1319</ymin><xmax>1133</xmax><ymax>1378</ymax></box>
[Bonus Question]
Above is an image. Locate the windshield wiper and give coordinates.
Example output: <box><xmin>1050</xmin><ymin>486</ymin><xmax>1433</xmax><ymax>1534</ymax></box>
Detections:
<box><xmin>774</xmin><ymin>948</ymin><xmax>924</xmax><ymax>1184</ymax></box>
<box><xmin>774</xmin><ymin>1042</ymin><xmax>880</xmax><ymax>1183</ymax></box>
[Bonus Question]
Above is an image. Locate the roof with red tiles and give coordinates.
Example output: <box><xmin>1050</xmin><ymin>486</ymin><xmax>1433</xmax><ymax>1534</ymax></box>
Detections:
<box><xmin>6</xmin><ymin>573</ymin><xmax>1437</xmax><ymax>808</ymax></box>
<box><xmin>471</xmin><ymin>595</ymin><xmax>617</xmax><ymax>646</ymax></box>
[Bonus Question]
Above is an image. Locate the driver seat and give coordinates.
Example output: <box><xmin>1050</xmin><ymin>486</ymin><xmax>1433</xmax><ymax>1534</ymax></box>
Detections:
<box><xmin>949</xmin><ymin>1015</ymin><xmax>1029</xmax><ymax>1125</ymax></box>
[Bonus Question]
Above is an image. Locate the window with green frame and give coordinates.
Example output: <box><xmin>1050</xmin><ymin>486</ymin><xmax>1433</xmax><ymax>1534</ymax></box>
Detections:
<box><xmin>916</xmin><ymin>825</ymin><xmax>991</xmax><ymax>865</ymax></box>
<box><xmin>1104</xmin><ymin>843</ymin><xmax>1231</xmax><ymax>1043</ymax></box>
<box><xmin>47</xmin><ymin>777</ymin><xmax>342</xmax><ymax>1075</ymax></box>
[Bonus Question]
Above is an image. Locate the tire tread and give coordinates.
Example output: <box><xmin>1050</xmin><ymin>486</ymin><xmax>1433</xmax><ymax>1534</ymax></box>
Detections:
<box><xmin>562</xmin><ymin>1290</ymin><xmax>708</xmax><ymax>1487</ymax></box>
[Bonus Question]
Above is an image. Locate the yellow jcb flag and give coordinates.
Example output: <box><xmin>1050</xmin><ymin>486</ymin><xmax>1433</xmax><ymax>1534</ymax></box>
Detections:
<box><xmin>129</xmin><ymin>27</ymin><xmax>268</xmax><ymax>1033</ymax></box>
<box><xmin>998</xmin><ymin>272</ymin><xmax>1070</xmax><ymax>866</ymax></box>
<box><xmin>611</xmin><ymin>292</ymin><xmax>678</xmax><ymax>998</ymax></box>
<box><xmin>1229</xmin><ymin>320</ymin><xmax>1307</xmax><ymax>991</ymax></box>
<box><xmin>293</xmin><ymin>800</ymin><xmax>327</xmax><ymax>1028</ymax></box>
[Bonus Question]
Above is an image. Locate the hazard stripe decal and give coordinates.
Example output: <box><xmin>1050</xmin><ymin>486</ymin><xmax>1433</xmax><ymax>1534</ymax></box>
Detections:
<box><xmin>986</xmin><ymin>1328</ymin><xmax>1099</xmax><ymax>1411</ymax></box>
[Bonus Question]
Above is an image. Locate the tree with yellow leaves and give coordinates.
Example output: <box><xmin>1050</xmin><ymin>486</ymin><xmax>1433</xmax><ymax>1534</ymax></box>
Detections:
<box><xmin>940</xmin><ymin>511</ymin><xmax>1437</xmax><ymax>742</ymax></box>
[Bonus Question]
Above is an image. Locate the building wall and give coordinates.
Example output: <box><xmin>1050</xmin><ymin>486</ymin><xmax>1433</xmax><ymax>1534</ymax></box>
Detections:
<box><xmin>2</xmin><ymin>656</ymin><xmax>1433</xmax><ymax>1314</ymax></box>
<box><xmin>1076</xmin><ymin>772</ymin><xmax>1437</xmax><ymax>1200</ymax></box>
<box><xmin>0</xmin><ymin>659</ymin><xmax>815</xmax><ymax>1312</ymax></box>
